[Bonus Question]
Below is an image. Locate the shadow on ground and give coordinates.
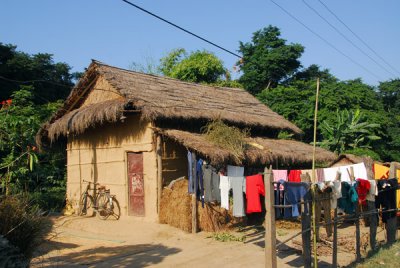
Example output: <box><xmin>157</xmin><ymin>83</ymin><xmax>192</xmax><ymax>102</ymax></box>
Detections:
<box><xmin>240</xmin><ymin>225</ymin><xmax>332</xmax><ymax>267</ymax></box>
<box><xmin>35</xmin><ymin>243</ymin><xmax>181</xmax><ymax>267</ymax></box>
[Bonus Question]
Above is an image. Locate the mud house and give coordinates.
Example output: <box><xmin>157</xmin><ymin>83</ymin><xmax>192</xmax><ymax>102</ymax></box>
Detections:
<box><xmin>37</xmin><ymin>60</ymin><xmax>336</xmax><ymax>222</ymax></box>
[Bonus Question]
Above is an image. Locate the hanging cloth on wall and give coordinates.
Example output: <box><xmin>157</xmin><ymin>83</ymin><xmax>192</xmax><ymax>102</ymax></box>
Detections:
<box><xmin>288</xmin><ymin>170</ymin><xmax>302</xmax><ymax>182</ymax></box>
<box><xmin>196</xmin><ymin>159</ymin><xmax>204</xmax><ymax>207</ymax></box>
<box><xmin>323</xmin><ymin>167</ymin><xmax>339</xmax><ymax>182</ymax></box>
<box><xmin>227</xmin><ymin>165</ymin><xmax>244</xmax><ymax>177</ymax></box>
<box><xmin>203</xmin><ymin>164</ymin><xmax>221</xmax><ymax>202</ymax></box>
<box><xmin>338</xmin><ymin>181</ymin><xmax>358</xmax><ymax>214</ymax></box>
<box><xmin>283</xmin><ymin>182</ymin><xmax>310</xmax><ymax>217</ymax></box>
<box><xmin>219</xmin><ymin>175</ymin><xmax>230</xmax><ymax>210</ymax></box>
<box><xmin>230</xmin><ymin>176</ymin><xmax>246</xmax><ymax>217</ymax></box>
<box><xmin>376</xmin><ymin>178</ymin><xmax>398</xmax><ymax>223</ymax></box>
<box><xmin>187</xmin><ymin>151</ymin><xmax>196</xmax><ymax>194</ymax></box>
<box><xmin>245</xmin><ymin>174</ymin><xmax>265</xmax><ymax>213</ymax></box>
<box><xmin>373</xmin><ymin>163</ymin><xmax>389</xmax><ymax>179</ymax></box>
<box><xmin>272</xmin><ymin>170</ymin><xmax>288</xmax><ymax>182</ymax></box>
<box><xmin>356</xmin><ymin>178</ymin><xmax>371</xmax><ymax>206</ymax></box>
<box><xmin>315</xmin><ymin>186</ymin><xmax>333</xmax><ymax>240</ymax></box>
<box><xmin>366</xmin><ymin>180</ymin><xmax>378</xmax><ymax>202</ymax></box>
<box><xmin>328</xmin><ymin>180</ymin><xmax>342</xmax><ymax>209</ymax></box>
<box><xmin>317</xmin><ymin>168</ymin><xmax>325</xmax><ymax>182</ymax></box>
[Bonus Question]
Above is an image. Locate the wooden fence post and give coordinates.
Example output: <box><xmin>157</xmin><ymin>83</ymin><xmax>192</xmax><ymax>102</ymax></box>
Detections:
<box><xmin>301</xmin><ymin>197</ymin><xmax>311</xmax><ymax>268</ymax></box>
<box><xmin>332</xmin><ymin>208</ymin><xmax>338</xmax><ymax>267</ymax></box>
<box><xmin>264</xmin><ymin>165</ymin><xmax>277</xmax><ymax>268</ymax></box>
<box><xmin>368</xmin><ymin>201</ymin><xmax>377</xmax><ymax>250</ymax></box>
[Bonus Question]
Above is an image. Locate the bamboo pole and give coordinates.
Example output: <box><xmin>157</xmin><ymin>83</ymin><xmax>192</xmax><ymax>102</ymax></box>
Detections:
<box><xmin>311</xmin><ymin>78</ymin><xmax>320</xmax><ymax>268</ymax></box>
<box><xmin>264</xmin><ymin>165</ymin><xmax>277</xmax><ymax>268</ymax></box>
<box><xmin>156</xmin><ymin>136</ymin><xmax>163</xmax><ymax>215</ymax></box>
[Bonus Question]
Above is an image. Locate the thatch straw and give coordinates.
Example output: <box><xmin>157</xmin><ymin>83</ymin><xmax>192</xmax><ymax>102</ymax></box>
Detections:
<box><xmin>202</xmin><ymin>119</ymin><xmax>249</xmax><ymax>163</ymax></box>
<box><xmin>159</xmin><ymin>179</ymin><xmax>192</xmax><ymax>232</ymax></box>
<box><xmin>159</xmin><ymin>179</ymin><xmax>235</xmax><ymax>232</ymax></box>
<box><xmin>158</xmin><ymin>129</ymin><xmax>337</xmax><ymax>166</ymax></box>
<box><xmin>47</xmin><ymin>99</ymin><xmax>125</xmax><ymax>142</ymax></box>
<box><xmin>39</xmin><ymin>60</ymin><xmax>303</xmax><ymax>142</ymax></box>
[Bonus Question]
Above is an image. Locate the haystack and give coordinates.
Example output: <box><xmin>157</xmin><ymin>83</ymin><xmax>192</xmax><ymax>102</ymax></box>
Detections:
<box><xmin>159</xmin><ymin>179</ymin><xmax>236</xmax><ymax>232</ymax></box>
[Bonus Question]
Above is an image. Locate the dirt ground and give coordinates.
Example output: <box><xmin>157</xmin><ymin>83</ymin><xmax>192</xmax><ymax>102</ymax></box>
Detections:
<box><xmin>31</xmin><ymin>216</ymin><xmax>389</xmax><ymax>268</ymax></box>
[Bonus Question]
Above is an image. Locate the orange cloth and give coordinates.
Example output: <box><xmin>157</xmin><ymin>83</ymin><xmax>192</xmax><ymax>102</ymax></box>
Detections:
<box><xmin>373</xmin><ymin>164</ymin><xmax>389</xmax><ymax>179</ymax></box>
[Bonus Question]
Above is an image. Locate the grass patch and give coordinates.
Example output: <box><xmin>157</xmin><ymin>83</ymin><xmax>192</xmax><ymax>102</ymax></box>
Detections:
<box><xmin>276</xmin><ymin>229</ymin><xmax>289</xmax><ymax>237</ymax></box>
<box><xmin>207</xmin><ymin>232</ymin><xmax>246</xmax><ymax>242</ymax></box>
<box><xmin>352</xmin><ymin>240</ymin><xmax>400</xmax><ymax>268</ymax></box>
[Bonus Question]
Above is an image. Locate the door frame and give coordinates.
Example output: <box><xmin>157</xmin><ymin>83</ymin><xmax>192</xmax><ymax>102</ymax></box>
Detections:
<box><xmin>126</xmin><ymin>151</ymin><xmax>145</xmax><ymax>216</ymax></box>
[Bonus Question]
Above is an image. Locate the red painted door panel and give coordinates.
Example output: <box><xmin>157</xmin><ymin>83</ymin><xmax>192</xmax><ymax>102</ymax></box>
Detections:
<box><xmin>127</xmin><ymin>152</ymin><xmax>144</xmax><ymax>216</ymax></box>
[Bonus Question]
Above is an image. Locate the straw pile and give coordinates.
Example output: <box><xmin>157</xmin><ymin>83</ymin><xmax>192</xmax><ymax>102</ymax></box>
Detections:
<box><xmin>159</xmin><ymin>179</ymin><xmax>192</xmax><ymax>232</ymax></box>
<box><xmin>159</xmin><ymin>178</ymin><xmax>235</xmax><ymax>232</ymax></box>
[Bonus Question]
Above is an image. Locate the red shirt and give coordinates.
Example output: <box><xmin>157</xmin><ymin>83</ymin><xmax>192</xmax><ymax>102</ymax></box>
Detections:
<box><xmin>288</xmin><ymin>170</ymin><xmax>302</xmax><ymax>182</ymax></box>
<box><xmin>356</xmin><ymin>178</ymin><xmax>371</xmax><ymax>205</ymax></box>
<box><xmin>246</xmin><ymin>174</ymin><xmax>265</xmax><ymax>213</ymax></box>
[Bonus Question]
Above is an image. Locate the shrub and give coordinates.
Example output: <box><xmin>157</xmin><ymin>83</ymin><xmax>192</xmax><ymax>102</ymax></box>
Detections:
<box><xmin>0</xmin><ymin>195</ymin><xmax>52</xmax><ymax>260</ymax></box>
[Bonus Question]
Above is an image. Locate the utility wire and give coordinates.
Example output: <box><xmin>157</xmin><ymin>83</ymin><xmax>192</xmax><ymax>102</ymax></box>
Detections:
<box><xmin>120</xmin><ymin>0</ymin><xmax>242</xmax><ymax>58</ymax></box>
<box><xmin>270</xmin><ymin>0</ymin><xmax>382</xmax><ymax>81</ymax></box>
<box><xmin>317</xmin><ymin>0</ymin><xmax>400</xmax><ymax>76</ymax></box>
<box><xmin>302</xmin><ymin>0</ymin><xmax>397</xmax><ymax>77</ymax></box>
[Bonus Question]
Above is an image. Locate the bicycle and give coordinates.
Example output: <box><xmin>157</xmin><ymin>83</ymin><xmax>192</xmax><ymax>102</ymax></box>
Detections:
<box><xmin>78</xmin><ymin>180</ymin><xmax>121</xmax><ymax>220</ymax></box>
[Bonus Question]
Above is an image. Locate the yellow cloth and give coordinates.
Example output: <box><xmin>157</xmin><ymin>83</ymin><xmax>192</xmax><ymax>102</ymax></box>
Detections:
<box><xmin>374</xmin><ymin>163</ymin><xmax>389</xmax><ymax>179</ymax></box>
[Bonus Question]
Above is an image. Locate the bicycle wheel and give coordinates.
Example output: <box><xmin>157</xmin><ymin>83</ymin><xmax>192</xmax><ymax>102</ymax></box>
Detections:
<box><xmin>110</xmin><ymin>196</ymin><xmax>121</xmax><ymax>220</ymax></box>
<box><xmin>78</xmin><ymin>194</ymin><xmax>94</xmax><ymax>217</ymax></box>
<box><xmin>96</xmin><ymin>193</ymin><xmax>110</xmax><ymax>220</ymax></box>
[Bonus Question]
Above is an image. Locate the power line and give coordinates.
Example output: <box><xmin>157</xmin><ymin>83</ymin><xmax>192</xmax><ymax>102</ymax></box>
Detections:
<box><xmin>317</xmin><ymin>0</ymin><xmax>400</xmax><ymax>76</ymax></box>
<box><xmin>302</xmin><ymin>0</ymin><xmax>397</xmax><ymax>77</ymax></box>
<box><xmin>120</xmin><ymin>0</ymin><xmax>242</xmax><ymax>59</ymax></box>
<box><xmin>270</xmin><ymin>0</ymin><xmax>382</xmax><ymax>81</ymax></box>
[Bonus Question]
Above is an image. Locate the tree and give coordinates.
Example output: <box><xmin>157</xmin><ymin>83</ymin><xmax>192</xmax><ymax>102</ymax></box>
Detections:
<box><xmin>377</xmin><ymin>79</ymin><xmax>400</xmax><ymax>160</ymax></box>
<box><xmin>159</xmin><ymin>48</ymin><xmax>227</xmax><ymax>84</ymax></box>
<box><xmin>319</xmin><ymin>109</ymin><xmax>381</xmax><ymax>155</ymax></box>
<box><xmin>237</xmin><ymin>25</ymin><xmax>304</xmax><ymax>94</ymax></box>
<box><xmin>0</xmin><ymin>43</ymin><xmax>74</xmax><ymax>104</ymax></box>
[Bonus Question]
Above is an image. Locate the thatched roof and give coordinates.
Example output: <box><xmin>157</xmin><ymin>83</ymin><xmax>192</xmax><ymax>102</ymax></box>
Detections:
<box><xmin>41</xmin><ymin>60</ymin><xmax>302</xmax><ymax>142</ymax></box>
<box><xmin>157</xmin><ymin>129</ymin><xmax>336</xmax><ymax>166</ymax></box>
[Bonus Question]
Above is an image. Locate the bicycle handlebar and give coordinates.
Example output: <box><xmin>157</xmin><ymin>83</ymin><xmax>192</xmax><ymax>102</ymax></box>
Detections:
<box><xmin>82</xmin><ymin>179</ymin><xmax>101</xmax><ymax>185</ymax></box>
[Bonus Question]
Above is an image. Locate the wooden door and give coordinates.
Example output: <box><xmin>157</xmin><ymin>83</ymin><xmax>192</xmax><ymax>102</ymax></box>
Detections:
<box><xmin>127</xmin><ymin>152</ymin><xmax>145</xmax><ymax>216</ymax></box>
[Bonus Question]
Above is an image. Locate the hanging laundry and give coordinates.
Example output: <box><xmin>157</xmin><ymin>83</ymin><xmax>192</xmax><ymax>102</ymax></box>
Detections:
<box><xmin>356</xmin><ymin>178</ymin><xmax>371</xmax><ymax>206</ymax></box>
<box><xmin>275</xmin><ymin>179</ymin><xmax>286</xmax><ymax>219</ymax></box>
<box><xmin>187</xmin><ymin>151</ymin><xmax>197</xmax><ymax>194</ymax></box>
<box><xmin>328</xmin><ymin>180</ymin><xmax>342</xmax><ymax>209</ymax></box>
<box><xmin>317</xmin><ymin>168</ymin><xmax>325</xmax><ymax>182</ymax></box>
<box><xmin>315</xmin><ymin>186</ymin><xmax>333</xmax><ymax>241</ymax></box>
<box><xmin>376</xmin><ymin>178</ymin><xmax>398</xmax><ymax>223</ymax></box>
<box><xmin>273</xmin><ymin>169</ymin><xmax>288</xmax><ymax>182</ymax></box>
<box><xmin>230</xmin><ymin>176</ymin><xmax>246</xmax><ymax>217</ymax></box>
<box><xmin>283</xmin><ymin>182</ymin><xmax>310</xmax><ymax>217</ymax></box>
<box><xmin>338</xmin><ymin>181</ymin><xmax>358</xmax><ymax>214</ymax></box>
<box><xmin>366</xmin><ymin>180</ymin><xmax>378</xmax><ymax>202</ymax></box>
<box><xmin>301</xmin><ymin>169</ymin><xmax>316</xmax><ymax>182</ymax></box>
<box><xmin>202</xmin><ymin>164</ymin><xmax>221</xmax><ymax>202</ymax></box>
<box><xmin>196</xmin><ymin>159</ymin><xmax>204</xmax><ymax>207</ymax></box>
<box><xmin>373</xmin><ymin>163</ymin><xmax>389</xmax><ymax>179</ymax></box>
<box><xmin>323</xmin><ymin>167</ymin><xmax>339</xmax><ymax>182</ymax></box>
<box><xmin>246</xmin><ymin>174</ymin><xmax>265</xmax><ymax>213</ymax></box>
<box><xmin>219</xmin><ymin>175</ymin><xmax>230</xmax><ymax>210</ymax></box>
<box><xmin>227</xmin><ymin>165</ymin><xmax>244</xmax><ymax>177</ymax></box>
<box><xmin>288</xmin><ymin>170</ymin><xmax>302</xmax><ymax>182</ymax></box>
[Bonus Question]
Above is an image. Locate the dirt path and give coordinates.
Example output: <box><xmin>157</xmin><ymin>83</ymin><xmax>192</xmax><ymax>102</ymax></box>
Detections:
<box><xmin>31</xmin><ymin>216</ymin><xmax>386</xmax><ymax>267</ymax></box>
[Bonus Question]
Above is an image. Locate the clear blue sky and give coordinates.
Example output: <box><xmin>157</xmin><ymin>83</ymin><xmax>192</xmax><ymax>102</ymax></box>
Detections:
<box><xmin>1</xmin><ymin>0</ymin><xmax>399</xmax><ymax>86</ymax></box>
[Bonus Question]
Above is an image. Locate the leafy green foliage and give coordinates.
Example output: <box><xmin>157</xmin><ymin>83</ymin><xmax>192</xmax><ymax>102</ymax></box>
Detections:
<box><xmin>319</xmin><ymin>109</ymin><xmax>381</xmax><ymax>154</ymax></box>
<box><xmin>207</xmin><ymin>232</ymin><xmax>246</xmax><ymax>242</ymax></box>
<box><xmin>0</xmin><ymin>88</ymin><xmax>65</xmax><ymax>196</ymax></box>
<box><xmin>0</xmin><ymin>43</ymin><xmax>74</xmax><ymax>104</ymax></box>
<box><xmin>238</xmin><ymin>25</ymin><xmax>304</xmax><ymax>94</ymax></box>
<box><xmin>159</xmin><ymin>48</ymin><xmax>227</xmax><ymax>84</ymax></box>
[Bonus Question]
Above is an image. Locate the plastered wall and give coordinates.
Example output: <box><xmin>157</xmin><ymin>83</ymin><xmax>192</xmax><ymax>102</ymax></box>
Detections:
<box><xmin>66</xmin><ymin>114</ymin><xmax>158</xmax><ymax>221</ymax></box>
